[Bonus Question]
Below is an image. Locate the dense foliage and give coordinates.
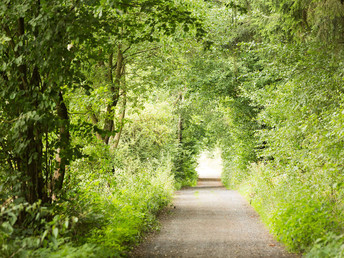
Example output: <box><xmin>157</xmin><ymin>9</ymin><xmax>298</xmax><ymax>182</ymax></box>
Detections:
<box><xmin>2</xmin><ymin>0</ymin><xmax>344</xmax><ymax>257</ymax></box>
<box><xmin>0</xmin><ymin>0</ymin><xmax>205</xmax><ymax>256</ymax></box>
<box><xmin>188</xmin><ymin>0</ymin><xmax>344</xmax><ymax>256</ymax></box>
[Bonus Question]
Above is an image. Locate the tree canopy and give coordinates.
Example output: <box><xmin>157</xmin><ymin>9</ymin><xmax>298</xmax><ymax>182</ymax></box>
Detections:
<box><xmin>1</xmin><ymin>0</ymin><xmax>344</xmax><ymax>256</ymax></box>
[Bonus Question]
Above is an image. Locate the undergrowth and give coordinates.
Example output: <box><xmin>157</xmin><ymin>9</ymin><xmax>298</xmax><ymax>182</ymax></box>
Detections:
<box><xmin>235</xmin><ymin>162</ymin><xmax>344</xmax><ymax>257</ymax></box>
<box><xmin>0</xmin><ymin>98</ymin><xmax>188</xmax><ymax>257</ymax></box>
<box><xmin>70</xmin><ymin>153</ymin><xmax>175</xmax><ymax>256</ymax></box>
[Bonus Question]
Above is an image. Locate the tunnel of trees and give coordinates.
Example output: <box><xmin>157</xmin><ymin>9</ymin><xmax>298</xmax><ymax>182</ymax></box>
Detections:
<box><xmin>1</xmin><ymin>0</ymin><xmax>344</xmax><ymax>256</ymax></box>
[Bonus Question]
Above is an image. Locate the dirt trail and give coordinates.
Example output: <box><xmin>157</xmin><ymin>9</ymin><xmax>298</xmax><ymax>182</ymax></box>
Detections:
<box><xmin>131</xmin><ymin>152</ymin><xmax>298</xmax><ymax>257</ymax></box>
<box><xmin>131</xmin><ymin>178</ymin><xmax>298</xmax><ymax>258</ymax></box>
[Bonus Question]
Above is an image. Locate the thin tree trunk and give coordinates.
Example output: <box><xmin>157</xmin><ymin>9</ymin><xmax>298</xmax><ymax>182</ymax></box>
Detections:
<box><xmin>52</xmin><ymin>91</ymin><xmax>70</xmax><ymax>200</ymax></box>
<box><xmin>103</xmin><ymin>52</ymin><xmax>114</xmax><ymax>144</ymax></box>
<box><xmin>103</xmin><ymin>45</ymin><xmax>124</xmax><ymax>144</ymax></box>
<box><xmin>178</xmin><ymin>115</ymin><xmax>183</xmax><ymax>144</ymax></box>
<box><xmin>178</xmin><ymin>92</ymin><xmax>184</xmax><ymax>144</ymax></box>
<box><xmin>113</xmin><ymin>78</ymin><xmax>127</xmax><ymax>149</ymax></box>
<box><xmin>87</xmin><ymin>105</ymin><xmax>103</xmax><ymax>141</ymax></box>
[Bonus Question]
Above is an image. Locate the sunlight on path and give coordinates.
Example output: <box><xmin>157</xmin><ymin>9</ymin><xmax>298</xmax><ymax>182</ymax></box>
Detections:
<box><xmin>196</xmin><ymin>148</ymin><xmax>223</xmax><ymax>179</ymax></box>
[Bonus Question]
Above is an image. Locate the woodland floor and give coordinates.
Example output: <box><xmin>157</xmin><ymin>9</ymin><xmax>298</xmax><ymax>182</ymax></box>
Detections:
<box><xmin>130</xmin><ymin>152</ymin><xmax>300</xmax><ymax>258</ymax></box>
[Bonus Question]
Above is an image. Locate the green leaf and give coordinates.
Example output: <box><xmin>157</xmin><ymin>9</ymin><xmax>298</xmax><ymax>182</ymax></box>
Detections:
<box><xmin>52</xmin><ymin>227</ymin><xmax>58</xmax><ymax>238</ymax></box>
<box><xmin>41</xmin><ymin>229</ymin><xmax>49</xmax><ymax>242</ymax></box>
<box><xmin>8</xmin><ymin>212</ymin><xmax>17</xmax><ymax>225</ymax></box>
<box><xmin>64</xmin><ymin>218</ymin><xmax>69</xmax><ymax>229</ymax></box>
<box><xmin>15</xmin><ymin>55</ymin><xmax>23</xmax><ymax>65</ymax></box>
<box><xmin>0</xmin><ymin>35</ymin><xmax>11</xmax><ymax>44</ymax></box>
<box><xmin>1</xmin><ymin>221</ymin><xmax>13</xmax><ymax>234</ymax></box>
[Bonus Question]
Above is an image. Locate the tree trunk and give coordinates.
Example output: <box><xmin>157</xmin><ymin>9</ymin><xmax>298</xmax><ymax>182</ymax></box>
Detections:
<box><xmin>113</xmin><ymin>77</ymin><xmax>127</xmax><ymax>149</ymax></box>
<box><xmin>103</xmin><ymin>52</ymin><xmax>114</xmax><ymax>144</ymax></box>
<box><xmin>15</xmin><ymin>17</ymin><xmax>46</xmax><ymax>204</ymax></box>
<box><xmin>87</xmin><ymin>105</ymin><xmax>104</xmax><ymax>141</ymax></box>
<box><xmin>26</xmin><ymin>126</ymin><xmax>45</xmax><ymax>203</ymax></box>
<box><xmin>52</xmin><ymin>91</ymin><xmax>70</xmax><ymax>200</ymax></box>
<box><xmin>103</xmin><ymin>45</ymin><xmax>124</xmax><ymax>144</ymax></box>
<box><xmin>178</xmin><ymin>92</ymin><xmax>184</xmax><ymax>144</ymax></box>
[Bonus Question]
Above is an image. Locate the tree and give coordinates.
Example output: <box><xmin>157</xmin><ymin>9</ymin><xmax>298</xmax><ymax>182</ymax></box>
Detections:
<box><xmin>76</xmin><ymin>0</ymin><xmax>205</xmax><ymax>146</ymax></box>
<box><xmin>0</xmin><ymin>0</ymin><xmax>205</xmax><ymax>204</ymax></box>
<box><xmin>0</xmin><ymin>0</ymin><xmax>91</xmax><ymax>203</ymax></box>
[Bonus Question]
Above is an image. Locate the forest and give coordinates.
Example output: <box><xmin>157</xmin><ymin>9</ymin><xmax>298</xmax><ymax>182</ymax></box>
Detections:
<box><xmin>1</xmin><ymin>0</ymin><xmax>344</xmax><ymax>257</ymax></box>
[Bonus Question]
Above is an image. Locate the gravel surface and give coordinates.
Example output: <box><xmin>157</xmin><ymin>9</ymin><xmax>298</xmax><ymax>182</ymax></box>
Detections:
<box><xmin>131</xmin><ymin>179</ymin><xmax>299</xmax><ymax>258</ymax></box>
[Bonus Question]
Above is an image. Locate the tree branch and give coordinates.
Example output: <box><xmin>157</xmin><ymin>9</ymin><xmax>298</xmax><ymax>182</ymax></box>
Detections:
<box><xmin>124</xmin><ymin>46</ymin><xmax>161</xmax><ymax>59</ymax></box>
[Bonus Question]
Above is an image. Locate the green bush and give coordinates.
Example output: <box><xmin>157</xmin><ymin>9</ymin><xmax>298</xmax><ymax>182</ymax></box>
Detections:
<box><xmin>67</xmin><ymin>154</ymin><xmax>174</xmax><ymax>256</ymax></box>
<box><xmin>240</xmin><ymin>161</ymin><xmax>344</xmax><ymax>253</ymax></box>
<box><xmin>306</xmin><ymin>233</ymin><xmax>344</xmax><ymax>258</ymax></box>
<box><xmin>0</xmin><ymin>200</ymin><xmax>80</xmax><ymax>257</ymax></box>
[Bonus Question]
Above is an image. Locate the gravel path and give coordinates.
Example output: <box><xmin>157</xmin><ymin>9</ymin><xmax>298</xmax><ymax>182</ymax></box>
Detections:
<box><xmin>131</xmin><ymin>179</ymin><xmax>299</xmax><ymax>258</ymax></box>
